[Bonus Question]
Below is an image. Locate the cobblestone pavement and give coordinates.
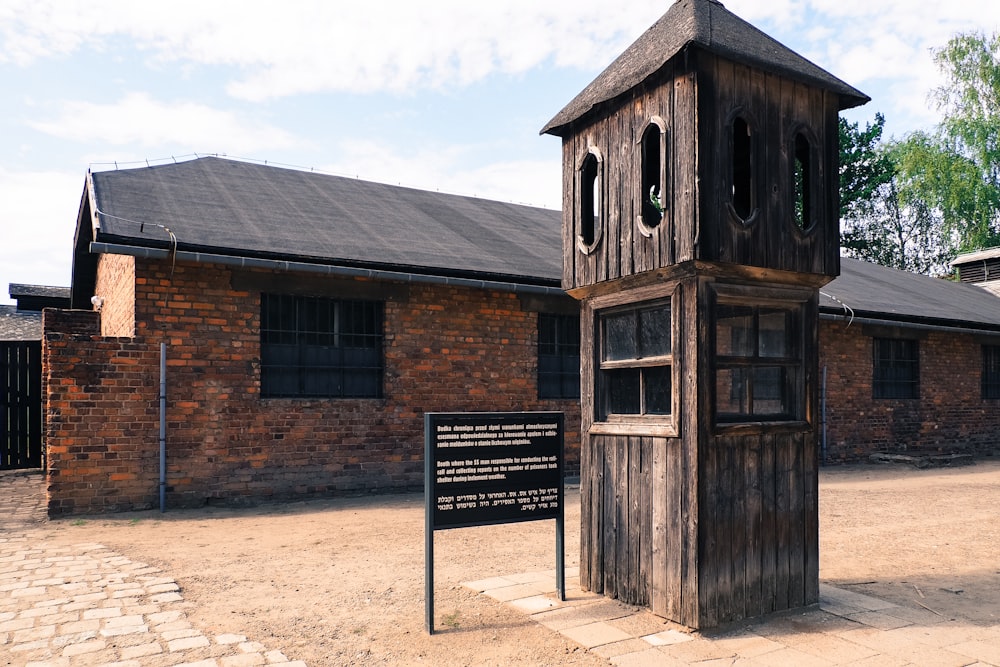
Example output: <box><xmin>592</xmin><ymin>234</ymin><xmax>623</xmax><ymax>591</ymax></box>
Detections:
<box><xmin>0</xmin><ymin>470</ymin><xmax>307</xmax><ymax>667</ymax></box>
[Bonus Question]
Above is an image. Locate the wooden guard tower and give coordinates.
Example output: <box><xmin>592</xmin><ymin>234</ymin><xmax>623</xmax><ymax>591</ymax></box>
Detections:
<box><xmin>542</xmin><ymin>0</ymin><xmax>868</xmax><ymax>628</ymax></box>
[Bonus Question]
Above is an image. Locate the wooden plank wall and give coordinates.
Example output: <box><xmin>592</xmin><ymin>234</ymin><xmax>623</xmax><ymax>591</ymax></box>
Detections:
<box><xmin>0</xmin><ymin>341</ymin><xmax>43</xmax><ymax>470</ymax></box>
<box><xmin>699</xmin><ymin>53</ymin><xmax>840</xmax><ymax>278</ymax></box>
<box><xmin>697</xmin><ymin>431</ymin><xmax>818</xmax><ymax>627</ymax></box>
<box><xmin>560</xmin><ymin>50</ymin><xmax>841</xmax><ymax>294</ymax></box>
<box><xmin>580</xmin><ymin>433</ymin><xmax>700</xmax><ymax>626</ymax></box>
<box><xmin>581</xmin><ymin>435</ymin><xmax>655</xmax><ymax>607</ymax></box>
<box><xmin>561</xmin><ymin>63</ymin><xmax>697</xmax><ymax>293</ymax></box>
<box><xmin>581</xmin><ymin>430</ymin><xmax>818</xmax><ymax>629</ymax></box>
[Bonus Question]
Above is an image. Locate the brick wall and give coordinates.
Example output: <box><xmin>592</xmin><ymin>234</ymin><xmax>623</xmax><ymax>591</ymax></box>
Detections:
<box><xmin>43</xmin><ymin>309</ymin><xmax>161</xmax><ymax>515</ymax></box>
<box><xmin>94</xmin><ymin>254</ymin><xmax>136</xmax><ymax>337</ymax></box>
<box><xmin>820</xmin><ymin>320</ymin><xmax>1000</xmax><ymax>462</ymax></box>
<box><xmin>45</xmin><ymin>256</ymin><xmax>581</xmax><ymax>514</ymax></box>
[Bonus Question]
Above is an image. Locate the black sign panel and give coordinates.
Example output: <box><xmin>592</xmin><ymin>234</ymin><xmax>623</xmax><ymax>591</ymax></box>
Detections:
<box><xmin>426</xmin><ymin>412</ymin><xmax>563</xmax><ymax>530</ymax></box>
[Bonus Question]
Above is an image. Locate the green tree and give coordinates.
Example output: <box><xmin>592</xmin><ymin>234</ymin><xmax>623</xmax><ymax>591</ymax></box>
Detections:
<box><xmin>839</xmin><ymin>115</ymin><xmax>951</xmax><ymax>274</ymax></box>
<box><xmin>839</xmin><ymin>113</ymin><xmax>892</xmax><ymax>221</ymax></box>
<box><xmin>895</xmin><ymin>32</ymin><xmax>1000</xmax><ymax>253</ymax></box>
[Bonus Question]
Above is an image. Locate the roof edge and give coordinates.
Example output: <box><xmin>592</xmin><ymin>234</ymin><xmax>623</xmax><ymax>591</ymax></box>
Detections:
<box><xmin>88</xmin><ymin>242</ymin><xmax>567</xmax><ymax>298</ymax></box>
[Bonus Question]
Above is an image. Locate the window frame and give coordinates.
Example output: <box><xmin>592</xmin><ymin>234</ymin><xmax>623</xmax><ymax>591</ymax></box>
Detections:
<box><xmin>537</xmin><ymin>312</ymin><xmax>581</xmax><ymax>400</ymax></box>
<box><xmin>638</xmin><ymin>117</ymin><xmax>668</xmax><ymax>236</ymax></box>
<box><xmin>260</xmin><ymin>293</ymin><xmax>385</xmax><ymax>399</ymax></box>
<box><xmin>727</xmin><ymin>108</ymin><xmax>760</xmax><ymax>226</ymax></box>
<box><xmin>872</xmin><ymin>337</ymin><xmax>920</xmax><ymax>400</ymax></box>
<box><xmin>983</xmin><ymin>344</ymin><xmax>1000</xmax><ymax>400</ymax></box>
<box><xmin>711</xmin><ymin>284</ymin><xmax>810</xmax><ymax>427</ymax></box>
<box><xmin>577</xmin><ymin>148</ymin><xmax>604</xmax><ymax>254</ymax></box>
<box><xmin>790</xmin><ymin>125</ymin><xmax>821</xmax><ymax>234</ymax></box>
<box><xmin>587</xmin><ymin>283</ymin><xmax>679</xmax><ymax>438</ymax></box>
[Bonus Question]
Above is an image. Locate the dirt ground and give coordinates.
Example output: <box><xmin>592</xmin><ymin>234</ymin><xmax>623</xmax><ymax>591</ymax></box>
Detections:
<box><xmin>34</xmin><ymin>459</ymin><xmax>1000</xmax><ymax>666</ymax></box>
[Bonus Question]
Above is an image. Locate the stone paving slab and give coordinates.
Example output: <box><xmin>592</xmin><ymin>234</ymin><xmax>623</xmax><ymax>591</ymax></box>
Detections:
<box><xmin>465</xmin><ymin>573</ymin><xmax>1000</xmax><ymax>666</ymax></box>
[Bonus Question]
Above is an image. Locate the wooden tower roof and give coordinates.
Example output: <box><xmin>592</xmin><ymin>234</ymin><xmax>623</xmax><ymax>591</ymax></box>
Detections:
<box><xmin>541</xmin><ymin>0</ymin><xmax>869</xmax><ymax>136</ymax></box>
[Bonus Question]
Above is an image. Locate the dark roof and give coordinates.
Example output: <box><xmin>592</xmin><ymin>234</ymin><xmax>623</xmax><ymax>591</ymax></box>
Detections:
<box><xmin>82</xmin><ymin>158</ymin><xmax>1000</xmax><ymax>332</ymax></box>
<box><xmin>952</xmin><ymin>246</ymin><xmax>1000</xmax><ymax>266</ymax></box>
<box><xmin>89</xmin><ymin>157</ymin><xmax>563</xmax><ymax>286</ymax></box>
<box><xmin>541</xmin><ymin>0</ymin><xmax>869</xmax><ymax>135</ymax></box>
<box><xmin>0</xmin><ymin>305</ymin><xmax>42</xmax><ymax>341</ymax></box>
<box><xmin>9</xmin><ymin>284</ymin><xmax>71</xmax><ymax>300</ymax></box>
<box><xmin>821</xmin><ymin>257</ymin><xmax>1000</xmax><ymax>331</ymax></box>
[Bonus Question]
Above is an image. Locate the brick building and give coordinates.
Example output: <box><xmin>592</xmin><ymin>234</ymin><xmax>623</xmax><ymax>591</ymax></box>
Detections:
<box><xmin>43</xmin><ymin>156</ymin><xmax>1000</xmax><ymax>515</ymax></box>
<box><xmin>818</xmin><ymin>259</ymin><xmax>1000</xmax><ymax>461</ymax></box>
<box><xmin>48</xmin><ymin>157</ymin><xmax>581</xmax><ymax>515</ymax></box>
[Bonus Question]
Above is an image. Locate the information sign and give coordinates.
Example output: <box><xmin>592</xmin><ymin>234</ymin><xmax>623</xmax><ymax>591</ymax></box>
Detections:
<box><xmin>424</xmin><ymin>411</ymin><xmax>564</xmax><ymax>633</ymax></box>
<box><xmin>428</xmin><ymin>412</ymin><xmax>563</xmax><ymax>529</ymax></box>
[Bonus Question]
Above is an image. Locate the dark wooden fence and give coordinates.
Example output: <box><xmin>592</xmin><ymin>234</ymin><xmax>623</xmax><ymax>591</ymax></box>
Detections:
<box><xmin>1</xmin><ymin>341</ymin><xmax>43</xmax><ymax>469</ymax></box>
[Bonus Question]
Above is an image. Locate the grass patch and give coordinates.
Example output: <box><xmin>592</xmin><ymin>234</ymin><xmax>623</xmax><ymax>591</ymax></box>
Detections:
<box><xmin>441</xmin><ymin>610</ymin><xmax>461</xmax><ymax>629</ymax></box>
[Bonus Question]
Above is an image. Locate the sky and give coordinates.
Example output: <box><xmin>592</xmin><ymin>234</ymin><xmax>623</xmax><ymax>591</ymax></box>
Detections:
<box><xmin>2</xmin><ymin>0</ymin><xmax>999</xmax><ymax>304</ymax></box>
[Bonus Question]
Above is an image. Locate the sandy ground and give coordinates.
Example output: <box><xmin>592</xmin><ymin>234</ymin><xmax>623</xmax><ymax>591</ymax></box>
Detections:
<box><xmin>32</xmin><ymin>459</ymin><xmax>1000</xmax><ymax>666</ymax></box>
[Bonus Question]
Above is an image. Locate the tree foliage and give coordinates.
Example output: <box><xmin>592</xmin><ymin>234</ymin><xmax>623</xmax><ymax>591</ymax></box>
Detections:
<box><xmin>896</xmin><ymin>32</ymin><xmax>1000</xmax><ymax>253</ymax></box>
<box><xmin>839</xmin><ymin>31</ymin><xmax>1000</xmax><ymax>274</ymax></box>
<box><xmin>839</xmin><ymin>115</ymin><xmax>951</xmax><ymax>274</ymax></box>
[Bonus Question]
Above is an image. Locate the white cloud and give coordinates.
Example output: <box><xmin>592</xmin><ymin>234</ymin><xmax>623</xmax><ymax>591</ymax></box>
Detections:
<box><xmin>0</xmin><ymin>0</ymin><xmax>667</xmax><ymax>99</ymax></box>
<box><xmin>27</xmin><ymin>93</ymin><xmax>302</xmax><ymax>153</ymax></box>
<box><xmin>0</xmin><ymin>169</ymin><xmax>80</xmax><ymax>302</ymax></box>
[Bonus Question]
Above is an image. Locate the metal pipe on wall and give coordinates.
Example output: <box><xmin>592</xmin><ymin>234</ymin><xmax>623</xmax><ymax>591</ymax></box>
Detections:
<box><xmin>821</xmin><ymin>365</ymin><xmax>827</xmax><ymax>465</ymax></box>
<box><xmin>160</xmin><ymin>342</ymin><xmax>166</xmax><ymax>513</ymax></box>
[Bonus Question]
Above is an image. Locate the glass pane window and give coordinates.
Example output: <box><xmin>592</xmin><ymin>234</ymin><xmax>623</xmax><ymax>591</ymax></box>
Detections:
<box><xmin>603</xmin><ymin>312</ymin><xmax>638</xmax><ymax>361</ymax></box>
<box><xmin>598</xmin><ymin>301</ymin><xmax>672</xmax><ymax>419</ymax></box>
<box><xmin>260</xmin><ymin>293</ymin><xmax>384</xmax><ymax>398</ymax></box>
<box><xmin>715</xmin><ymin>302</ymin><xmax>801</xmax><ymax>422</ymax></box>
<box><xmin>538</xmin><ymin>313</ymin><xmax>580</xmax><ymax>400</ymax></box>
<box><xmin>758</xmin><ymin>309</ymin><xmax>790</xmax><ymax>357</ymax></box>
<box><xmin>716</xmin><ymin>306</ymin><xmax>754</xmax><ymax>356</ymax></box>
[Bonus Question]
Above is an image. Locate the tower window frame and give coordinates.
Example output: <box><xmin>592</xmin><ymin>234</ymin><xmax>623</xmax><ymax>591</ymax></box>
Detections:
<box><xmin>791</xmin><ymin>126</ymin><xmax>821</xmax><ymax>233</ymax></box>
<box><xmin>727</xmin><ymin>108</ymin><xmax>760</xmax><ymax>225</ymax></box>
<box><xmin>577</xmin><ymin>148</ymin><xmax>604</xmax><ymax>254</ymax></box>
<box><xmin>638</xmin><ymin>117</ymin><xmax>668</xmax><ymax>235</ymax></box>
<box><xmin>597</xmin><ymin>299</ymin><xmax>673</xmax><ymax>419</ymax></box>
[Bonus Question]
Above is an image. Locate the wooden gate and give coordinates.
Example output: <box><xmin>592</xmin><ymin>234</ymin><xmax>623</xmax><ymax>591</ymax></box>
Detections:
<box><xmin>1</xmin><ymin>341</ymin><xmax>43</xmax><ymax>469</ymax></box>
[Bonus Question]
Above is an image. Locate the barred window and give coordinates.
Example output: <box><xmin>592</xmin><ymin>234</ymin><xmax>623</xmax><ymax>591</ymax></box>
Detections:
<box><xmin>261</xmin><ymin>294</ymin><xmax>383</xmax><ymax>398</ymax></box>
<box><xmin>538</xmin><ymin>313</ymin><xmax>580</xmax><ymax>400</ymax></box>
<box><xmin>983</xmin><ymin>345</ymin><xmax>1000</xmax><ymax>400</ymax></box>
<box><xmin>873</xmin><ymin>338</ymin><xmax>919</xmax><ymax>399</ymax></box>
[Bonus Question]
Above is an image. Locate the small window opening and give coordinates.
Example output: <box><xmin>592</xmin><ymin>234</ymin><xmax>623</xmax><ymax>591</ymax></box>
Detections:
<box><xmin>793</xmin><ymin>132</ymin><xmax>813</xmax><ymax>230</ymax></box>
<box><xmin>580</xmin><ymin>153</ymin><xmax>600</xmax><ymax>247</ymax></box>
<box><xmin>732</xmin><ymin>116</ymin><xmax>753</xmax><ymax>220</ymax></box>
<box><xmin>641</xmin><ymin>124</ymin><xmax>665</xmax><ymax>227</ymax></box>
